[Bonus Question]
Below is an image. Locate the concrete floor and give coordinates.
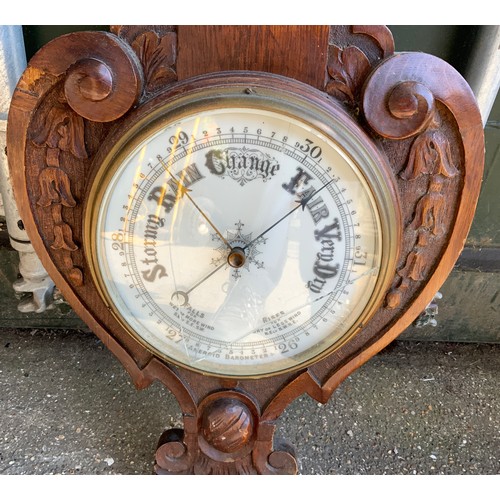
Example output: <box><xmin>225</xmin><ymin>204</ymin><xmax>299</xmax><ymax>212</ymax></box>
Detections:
<box><xmin>1</xmin><ymin>327</ymin><xmax>500</xmax><ymax>475</ymax></box>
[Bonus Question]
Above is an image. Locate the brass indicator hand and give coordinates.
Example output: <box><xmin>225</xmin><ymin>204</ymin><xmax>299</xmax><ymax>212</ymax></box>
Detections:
<box><xmin>171</xmin><ymin>261</ymin><xmax>227</xmax><ymax>307</ymax></box>
<box><xmin>157</xmin><ymin>155</ymin><xmax>232</xmax><ymax>249</ymax></box>
<box><xmin>242</xmin><ymin>178</ymin><xmax>335</xmax><ymax>251</ymax></box>
<box><xmin>171</xmin><ymin>242</ymin><xmax>250</xmax><ymax>307</ymax></box>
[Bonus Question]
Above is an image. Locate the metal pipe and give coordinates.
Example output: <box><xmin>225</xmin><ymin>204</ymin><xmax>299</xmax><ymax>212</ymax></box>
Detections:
<box><xmin>0</xmin><ymin>25</ymin><xmax>55</xmax><ymax>312</ymax></box>
<box><xmin>463</xmin><ymin>25</ymin><xmax>500</xmax><ymax>126</ymax></box>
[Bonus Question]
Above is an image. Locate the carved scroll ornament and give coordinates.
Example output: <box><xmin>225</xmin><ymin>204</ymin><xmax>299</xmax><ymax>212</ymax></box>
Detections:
<box><xmin>361</xmin><ymin>53</ymin><xmax>482</xmax><ymax>316</ymax></box>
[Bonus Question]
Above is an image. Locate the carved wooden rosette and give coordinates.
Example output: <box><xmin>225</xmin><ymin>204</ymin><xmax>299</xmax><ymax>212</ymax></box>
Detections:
<box><xmin>154</xmin><ymin>389</ymin><xmax>296</xmax><ymax>474</ymax></box>
<box><xmin>7</xmin><ymin>26</ymin><xmax>484</xmax><ymax>475</ymax></box>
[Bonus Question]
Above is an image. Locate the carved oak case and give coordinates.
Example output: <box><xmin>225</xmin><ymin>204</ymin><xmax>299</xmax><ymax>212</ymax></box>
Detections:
<box><xmin>7</xmin><ymin>26</ymin><xmax>484</xmax><ymax>474</ymax></box>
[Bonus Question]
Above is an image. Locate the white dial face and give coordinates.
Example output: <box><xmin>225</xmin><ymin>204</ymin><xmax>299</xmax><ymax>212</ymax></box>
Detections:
<box><xmin>93</xmin><ymin>106</ymin><xmax>385</xmax><ymax>377</ymax></box>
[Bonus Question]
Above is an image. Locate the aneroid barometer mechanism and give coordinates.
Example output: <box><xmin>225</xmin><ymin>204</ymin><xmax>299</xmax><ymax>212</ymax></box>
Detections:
<box><xmin>7</xmin><ymin>26</ymin><xmax>484</xmax><ymax>474</ymax></box>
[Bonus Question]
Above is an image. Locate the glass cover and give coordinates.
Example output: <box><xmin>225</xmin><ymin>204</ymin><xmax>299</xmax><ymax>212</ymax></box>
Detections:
<box><xmin>94</xmin><ymin>107</ymin><xmax>384</xmax><ymax>377</ymax></box>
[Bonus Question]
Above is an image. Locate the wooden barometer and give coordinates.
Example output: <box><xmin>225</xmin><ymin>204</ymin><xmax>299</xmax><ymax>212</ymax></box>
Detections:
<box><xmin>7</xmin><ymin>26</ymin><xmax>484</xmax><ymax>474</ymax></box>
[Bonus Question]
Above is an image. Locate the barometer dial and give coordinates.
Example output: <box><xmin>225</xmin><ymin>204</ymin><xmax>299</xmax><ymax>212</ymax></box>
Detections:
<box><xmin>87</xmin><ymin>88</ymin><xmax>398</xmax><ymax>378</ymax></box>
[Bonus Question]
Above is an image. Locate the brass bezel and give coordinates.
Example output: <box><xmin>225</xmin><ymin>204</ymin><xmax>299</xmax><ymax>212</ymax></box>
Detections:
<box><xmin>84</xmin><ymin>74</ymin><xmax>400</xmax><ymax>379</ymax></box>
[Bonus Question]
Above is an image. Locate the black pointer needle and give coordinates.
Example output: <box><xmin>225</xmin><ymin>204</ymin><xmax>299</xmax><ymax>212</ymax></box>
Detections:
<box><xmin>242</xmin><ymin>178</ymin><xmax>335</xmax><ymax>251</ymax></box>
<box><xmin>157</xmin><ymin>156</ymin><xmax>232</xmax><ymax>250</ymax></box>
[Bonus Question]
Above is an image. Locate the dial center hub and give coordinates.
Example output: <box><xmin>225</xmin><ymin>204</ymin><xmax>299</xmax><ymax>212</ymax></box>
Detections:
<box><xmin>227</xmin><ymin>247</ymin><xmax>246</xmax><ymax>268</ymax></box>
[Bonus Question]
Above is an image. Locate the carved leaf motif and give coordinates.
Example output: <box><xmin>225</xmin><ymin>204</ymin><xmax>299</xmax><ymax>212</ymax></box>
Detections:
<box><xmin>398</xmin><ymin>249</ymin><xmax>426</xmax><ymax>282</ymax></box>
<box><xmin>432</xmin><ymin>130</ymin><xmax>458</xmax><ymax>177</ymax></box>
<box><xmin>401</xmin><ymin>129</ymin><xmax>458</xmax><ymax>180</ymax></box>
<box><xmin>51</xmin><ymin>223</ymin><xmax>78</xmax><ymax>252</ymax></box>
<box><xmin>37</xmin><ymin>167</ymin><xmax>76</xmax><ymax>208</ymax></box>
<box><xmin>326</xmin><ymin>45</ymin><xmax>371</xmax><ymax>103</ymax></box>
<box><xmin>32</xmin><ymin>101</ymin><xmax>87</xmax><ymax>160</ymax></box>
<box><xmin>132</xmin><ymin>31</ymin><xmax>177</xmax><ymax>91</ymax></box>
<box><xmin>410</xmin><ymin>186</ymin><xmax>445</xmax><ymax>237</ymax></box>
